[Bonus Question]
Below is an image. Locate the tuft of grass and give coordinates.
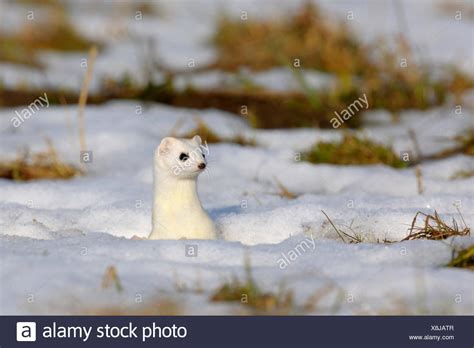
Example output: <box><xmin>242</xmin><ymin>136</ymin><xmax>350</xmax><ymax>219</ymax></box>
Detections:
<box><xmin>0</xmin><ymin>36</ymin><xmax>42</xmax><ymax>67</ymax></box>
<box><xmin>0</xmin><ymin>7</ymin><xmax>97</xmax><ymax>67</ymax></box>
<box><xmin>0</xmin><ymin>142</ymin><xmax>82</xmax><ymax>181</ymax></box>
<box><xmin>272</xmin><ymin>176</ymin><xmax>298</xmax><ymax>200</ymax></box>
<box><xmin>450</xmin><ymin>170</ymin><xmax>474</xmax><ymax>180</ymax></box>
<box><xmin>447</xmin><ymin>245</ymin><xmax>474</xmax><ymax>270</ymax></box>
<box><xmin>179</xmin><ymin>117</ymin><xmax>256</xmax><ymax>146</ymax></box>
<box><xmin>180</xmin><ymin>118</ymin><xmax>222</xmax><ymax>143</ymax></box>
<box><xmin>210</xmin><ymin>279</ymin><xmax>293</xmax><ymax>313</ymax></box>
<box><xmin>402</xmin><ymin>210</ymin><xmax>470</xmax><ymax>241</ymax></box>
<box><xmin>302</xmin><ymin>133</ymin><xmax>407</xmax><ymax>168</ymax></box>
<box><xmin>456</xmin><ymin>129</ymin><xmax>474</xmax><ymax>156</ymax></box>
<box><xmin>229</xmin><ymin>133</ymin><xmax>257</xmax><ymax>147</ymax></box>
<box><xmin>101</xmin><ymin>265</ymin><xmax>123</xmax><ymax>293</ymax></box>
<box><xmin>321</xmin><ymin>210</ymin><xmax>363</xmax><ymax>244</ymax></box>
<box><xmin>16</xmin><ymin>9</ymin><xmax>95</xmax><ymax>52</ymax></box>
<box><xmin>210</xmin><ymin>256</ymin><xmax>294</xmax><ymax>313</ymax></box>
<box><xmin>82</xmin><ymin>298</ymin><xmax>182</xmax><ymax>315</ymax></box>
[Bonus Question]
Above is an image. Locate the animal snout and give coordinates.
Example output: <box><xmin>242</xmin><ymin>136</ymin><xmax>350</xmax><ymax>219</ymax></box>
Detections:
<box><xmin>198</xmin><ymin>163</ymin><xmax>206</xmax><ymax>170</ymax></box>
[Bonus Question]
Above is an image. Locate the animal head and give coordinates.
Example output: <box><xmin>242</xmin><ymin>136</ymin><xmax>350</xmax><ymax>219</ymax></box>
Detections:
<box><xmin>155</xmin><ymin>135</ymin><xmax>209</xmax><ymax>179</ymax></box>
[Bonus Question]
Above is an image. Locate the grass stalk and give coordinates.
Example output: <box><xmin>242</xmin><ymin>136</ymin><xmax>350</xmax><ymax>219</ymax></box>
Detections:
<box><xmin>77</xmin><ymin>46</ymin><xmax>98</xmax><ymax>168</ymax></box>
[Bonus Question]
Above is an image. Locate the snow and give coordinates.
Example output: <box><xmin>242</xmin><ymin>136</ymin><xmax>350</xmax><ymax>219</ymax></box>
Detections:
<box><xmin>0</xmin><ymin>0</ymin><xmax>473</xmax><ymax>315</ymax></box>
<box><xmin>1</xmin><ymin>100</ymin><xmax>473</xmax><ymax>314</ymax></box>
<box><xmin>1</xmin><ymin>233</ymin><xmax>473</xmax><ymax>315</ymax></box>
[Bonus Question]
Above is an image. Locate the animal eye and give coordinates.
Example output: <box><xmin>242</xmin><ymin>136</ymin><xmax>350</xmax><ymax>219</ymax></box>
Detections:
<box><xmin>179</xmin><ymin>153</ymin><xmax>189</xmax><ymax>161</ymax></box>
<box><xmin>202</xmin><ymin>153</ymin><xmax>206</xmax><ymax>158</ymax></box>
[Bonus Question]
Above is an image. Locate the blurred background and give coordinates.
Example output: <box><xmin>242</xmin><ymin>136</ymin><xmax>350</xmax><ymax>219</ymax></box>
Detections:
<box><xmin>1</xmin><ymin>0</ymin><xmax>472</xmax><ymax>112</ymax></box>
<box><xmin>1</xmin><ymin>0</ymin><xmax>473</xmax><ymax>177</ymax></box>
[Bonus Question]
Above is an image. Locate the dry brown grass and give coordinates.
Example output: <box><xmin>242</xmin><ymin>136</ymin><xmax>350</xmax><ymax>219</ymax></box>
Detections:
<box><xmin>0</xmin><ymin>85</ymin><xmax>362</xmax><ymax>128</ymax></box>
<box><xmin>16</xmin><ymin>9</ymin><xmax>94</xmax><ymax>52</ymax></box>
<box><xmin>213</xmin><ymin>3</ymin><xmax>372</xmax><ymax>75</ymax></box>
<box><xmin>402</xmin><ymin>211</ymin><xmax>470</xmax><ymax>241</ymax></box>
<box><xmin>171</xmin><ymin>89</ymin><xmax>361</xmax><ymax>129</ymax></box>
<box><xmin>0</xmin><ymin>36</ymin><xmax>41</xmax><ymax>67</ymax></box>
<box><xmin>82</xmin><ymin>298</ymin><xmax>182</xmax><ymax>315</ymax></box>
<box><xmin>272</xmin><ymin>176</ymin><xmax>298</xmax><ymax>200</ymax></box>
<box><xmin>438</xmin><ymin>0</ymin><xmax>474</xmax><ymax>21</ymax></box>
<box><xmin>321</xmin><ymin>210</ymin><xmax>363</xmax><ymax>244</ymax></box>
<box><xmin>211</xmin><ymin>263</ymin><xmax>349</xmax><ymax>314</ymax></box>
<box><xmin>415</xmin><ymin>165</ymin><xmax>424</xmax><ymax>195</ymax></box>
<box><xmin>101</xmin><ymin>266</ymin><xmax>123</xmax><ymax>292</ymax></box>
<box><xmin>0</xmin><ymin>141</ymin><xmax>82</xmax><ymax>181</ymax></box>
<box><xmin>3</xmin><ymin>2</ymin><xmax>471</xmax><ymax>133</ymax></box>
<box><xmin>211</xmin><ymin>279</ymin><xmax>294</xmax><ymax>314</ymax></box>
<box><xmin>450</xmin><ymin>169</ymin><xmax>474</xmax><ymax>180</ymax></box>
<box><xmin>77</xmin><ymin>45</ymin><xmax>98</xmax><ymax>172</ymax></box>
<box><xmin>0</xmin><ymin>7</ymin><xmax>97</xmax><ymax>67</ymax></box>
<box><xmin>211</xmin><ymin>2</ymin><xmax>473</xmax><ymax>117</ymax></box>
<box><xmin>303</xmin><ymin>133</ymin><xmax>407</xmax><ymax>168</ymax></box>
<box><xmin>456</xmin><ymin>129</ymin><xmax>474</xmax><ymax>156</ymax></box>
<box><xmin>210</xmin><ymin>257</ymin><xmax>294</xmax><ymax>314</ymax></box>
<box><xmin>179</xmin><ymin>117</ymin><xmax>256</xmax><ymax>146</ymax></box>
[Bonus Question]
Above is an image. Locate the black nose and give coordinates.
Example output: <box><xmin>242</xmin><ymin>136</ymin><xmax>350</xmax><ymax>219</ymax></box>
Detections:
<box><xmin>198</xmin><ymin>163</ymin><xmax>206</xmax><ymax>170</ymax></box>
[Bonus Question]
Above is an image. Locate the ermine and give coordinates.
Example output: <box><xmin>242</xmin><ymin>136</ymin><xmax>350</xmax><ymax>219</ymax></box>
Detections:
<box><xmin>148</xmin><ymin>135</ymin><xmax>217</xmax><ymax>240</ymax></box>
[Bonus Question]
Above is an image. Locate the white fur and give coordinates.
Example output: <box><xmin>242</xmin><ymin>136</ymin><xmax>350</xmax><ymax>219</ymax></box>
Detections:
<box><xmin>148</xmin><ymin>135</ymin><xmax>216</xmax><ymax>240</ymax></box>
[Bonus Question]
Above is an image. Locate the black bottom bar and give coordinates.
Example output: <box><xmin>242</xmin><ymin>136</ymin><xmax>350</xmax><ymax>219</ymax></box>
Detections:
<box><xmin>3</xmin><ymin>316</ymin><xmax>473</xmax><ymax>347</ymax></box>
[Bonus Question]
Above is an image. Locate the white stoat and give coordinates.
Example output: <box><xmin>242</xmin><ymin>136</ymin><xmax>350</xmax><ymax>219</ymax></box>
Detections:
<box><xmin>148</xmin><ymin>135</ymin><xmax>217</xmax><ymax>240</ymax></box>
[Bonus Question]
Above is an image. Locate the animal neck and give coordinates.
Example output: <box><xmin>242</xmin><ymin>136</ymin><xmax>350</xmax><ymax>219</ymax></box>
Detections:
<box><xmin>153</xmin><ymin>171</ymin><xmax>201</xmax><ymax>209</ymax></box>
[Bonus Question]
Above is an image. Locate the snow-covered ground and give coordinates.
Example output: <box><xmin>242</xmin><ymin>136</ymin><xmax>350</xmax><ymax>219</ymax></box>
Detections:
<box><xmin>0</xmin><ymin>0</ymin><xmax>473</xmax><ymax>315</ymax></box>
<box><xmin>0</xmin><ymin>101</ymin><xmax>473</xmax><ymax>314</ymax></box>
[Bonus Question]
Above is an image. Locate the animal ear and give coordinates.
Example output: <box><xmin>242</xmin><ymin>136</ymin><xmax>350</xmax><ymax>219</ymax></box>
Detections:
<box><xmin>158</xmin><ymin>137</ymin><xmax>175</xmax><ymax>155</ymax></box>
<box><xmin>192</xmin><ymin>135</ymin><xmax>202</xmax><ymax>145</ymax></box>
